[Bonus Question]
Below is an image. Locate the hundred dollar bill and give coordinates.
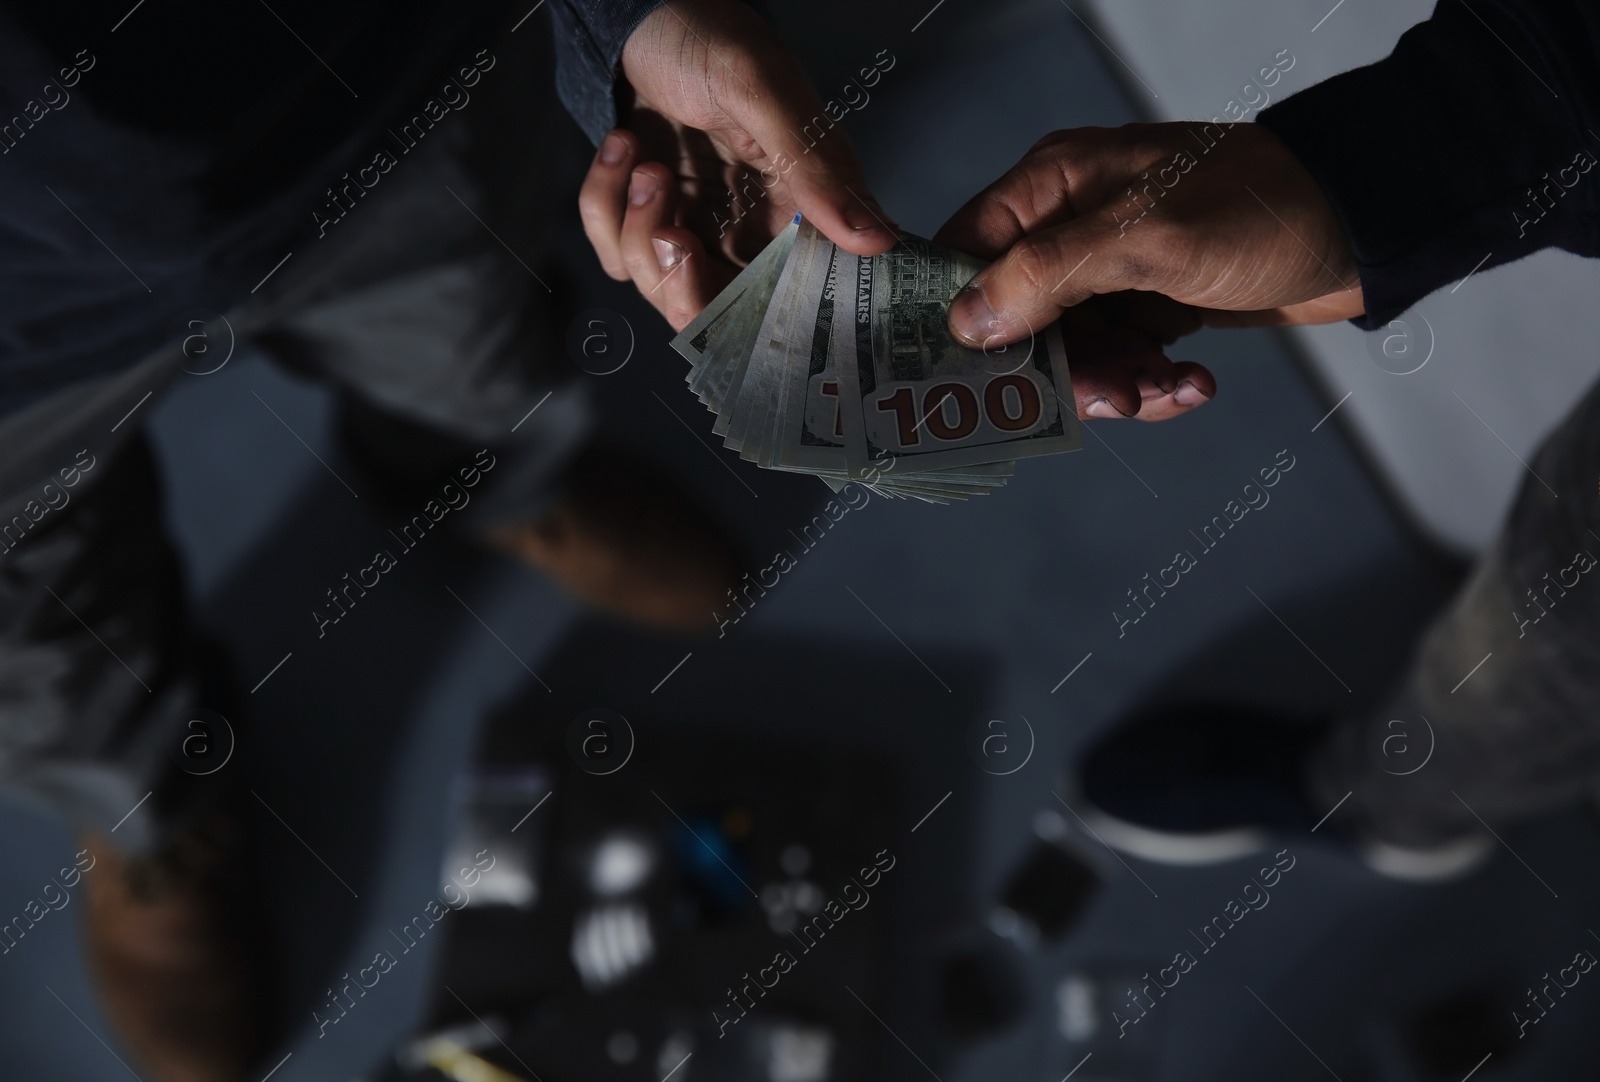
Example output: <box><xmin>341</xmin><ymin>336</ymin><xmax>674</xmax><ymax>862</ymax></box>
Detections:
<box><xmin>832</xmin><ymin>234</ymin><xmax>1080</xmax><ymax>479</ymax></box>
<box><xmin>769</xmin><ymin>232</ymin><xmax>1020</xmax><ymax>496</ymax></box>
<box><xmin>665</xmin><ymin>216</ymin><xmax>1076</xmax><ymax>502</ymax></box>
<box><xmin>672</xmin><ymin>220</ymin><xmax>799</xmax><ymax>415</ymax></box>
<box><xmin>771</xmin><ymin>223</ymin><xmax>852</xmax><ymax>475</ymax></box>
<box><xmin>756</xmin><ymin>228</ymin><xmax>839</xmax><ymax>468</ymax></box>
<box><xmin>726</xmin><ymin>221</ymin><xmax>830</xmax><ymax>460</ymax></box>
<box><xmin>717</xmin><ymin>225</ymin><xmax>814</xmax><ymax>448</ymax></box>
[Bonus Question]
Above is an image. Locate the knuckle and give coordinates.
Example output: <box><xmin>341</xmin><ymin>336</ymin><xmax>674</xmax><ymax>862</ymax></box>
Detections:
<box><xmin>1099</xmin><ymin>216</ymin><xmax>1179</xmax><ymax>288</ymax></box>
<box><xmin>669</xmin><ymin>298</ymin><xmax>700</xmax><ymax>331</ymax></box>
<box><xmin>621</xmin><ymin>245</ymin><xmax>656</xmax><ymax>283</ymax></box>
<box><xmin>1117</xmin><ymin>253</ymin><xmax>1159</xmax><ymax>287</ymax></box>
<box><xmin>1027</xmin><ymin>128</ymin><xmax>1075</xmax><ymax>154</ymax></box>
<box><xmin>1006</xmin><ymin>237</ymin><xmax>1059</xmax><ymax>300</ymax></box>
<box><xmin>576</xmin><ymin>216</ymin><xmax>627</xmax><ymax>280</ymax></box>
<box><xmin>577</xmin><ymin>189</ymin><xmax>602</xmax><ymax>224</ymax></box>
<box><xmin>1027</xmin><ymin>125</ymin><xmax>1110</xmax><ymax>156</ymax></box>
<box><xmin>1022</xmin><ymin>140</ymin><xmax>1098</xmax><ymax>221</ymax></box>
<box><xmin>578</xmin><ymin>166</ymin><xmax>617</xmax><ymax>206</ymax></box>
<box><xmin>577</xmin><ymin>189</ymin><xmax>615</xmax><ymax>233</ymax></box>
<box><xmin>655</xmin><ymin>296</ymin><xmax>685</xmax><ymax>329</ymax></box>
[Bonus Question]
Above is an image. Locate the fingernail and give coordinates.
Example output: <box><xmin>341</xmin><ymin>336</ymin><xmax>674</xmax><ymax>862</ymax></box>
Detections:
<box><xmin>629</xmin><ymin>171</ymin><xmax>659</xmax><ymax>207</ymax></box>
<box><xmin>599</xmin><ymin>134</ymin><xmax>627</xmax><ymax>165</ymax></box>
<box><xmin>949</xmin><ymin>285</ymin><xmax>1020</xmax><ymax>347</ymax></box>
<box><xmin>652</xmin><ymin>237</ymin><xmax>685</xmax><ymax>270</ymax></box>
<box><xmin>844</xmin><ymin>200</ymin><xmax>894</xmax><ymax>233</ymax></box>
<box><xmin>1086</xmin><ymin>397</ymin><xmax>1131</xmax><ymax>419</ymax></box>
<box><xmin>1174</xmin><ymin>380</ymin><xmax>1211</xmax><ymax>407</ymax></box>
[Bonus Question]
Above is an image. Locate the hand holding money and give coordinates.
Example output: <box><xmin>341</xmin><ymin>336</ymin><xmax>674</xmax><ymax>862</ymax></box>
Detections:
<box><xmin>580</xmin><ymin>0</ymin><xmax>897</xmax><ymax>332</ymax></box>
<box><xmin>671</xmin><ymin>219</ymin><xmax>1082</xmax><ymax>504</ymax></box>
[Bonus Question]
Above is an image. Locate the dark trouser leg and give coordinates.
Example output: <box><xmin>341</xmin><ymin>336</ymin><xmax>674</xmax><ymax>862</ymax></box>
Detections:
<box><xmin>1309</xmin><ymin>377</ymin><xmax>1600</xmax><ymax>847</ymax></box>
<box><xmin>0</xmin><ymin>436</ymin><xmax>200</xmax><ymax>853</ymax></box>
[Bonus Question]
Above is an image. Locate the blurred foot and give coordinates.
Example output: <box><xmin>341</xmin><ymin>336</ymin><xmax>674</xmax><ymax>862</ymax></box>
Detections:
<box><xmin>488</xmin><ymin>445</ymin><xmax>745</xmax><ymax>633</ymax></box>
<box><xmin>332</xmin><ymin>394</ymin><xmax>746</xmax><ymax>633</ymax></box>
<box><xmin>1069</xmin><ymin>703</ymin><xmax>1493</xmax><ymax>883</ymax></box>
<box><xmin>82</xmin><ymin>818</ymin><xmax>260</xmax><ymax>1082</ymax></box>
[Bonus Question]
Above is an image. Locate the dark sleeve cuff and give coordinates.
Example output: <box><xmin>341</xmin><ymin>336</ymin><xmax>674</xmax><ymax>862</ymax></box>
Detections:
<box><xmin>547</xmin><ymin>0</ymin><xmax>667</xmax><ymax>144</ymax></box>
<box><xmin>1257</xmin><ymin>0</ymin><xmax>1600</xmax><ymax>328</ymax></box>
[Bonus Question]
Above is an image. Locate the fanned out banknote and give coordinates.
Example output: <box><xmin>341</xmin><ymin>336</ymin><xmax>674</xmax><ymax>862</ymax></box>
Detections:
<box><xmin>670</xmin><ymin>218</ymin><xmax>1081</xmax><ymax>503</ymax></box>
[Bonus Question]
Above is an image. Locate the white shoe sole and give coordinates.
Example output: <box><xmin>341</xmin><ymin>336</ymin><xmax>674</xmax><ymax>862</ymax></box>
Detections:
<box><xmin>1070</xmin><ymin>799</ymin><xmax>1270</xmax><ymax>867</ymax></box>
<box><xmin>1357</xmin><ymin>834</ymin><xmax>1495</xmax><ymax>883</ymax></box>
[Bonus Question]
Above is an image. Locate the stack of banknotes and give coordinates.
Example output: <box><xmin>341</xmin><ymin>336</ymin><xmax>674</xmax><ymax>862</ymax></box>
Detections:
<box><xmin>670</xmin><ymin>219</ymin><xmax>1082</xmax><ymax>503</ymax></box>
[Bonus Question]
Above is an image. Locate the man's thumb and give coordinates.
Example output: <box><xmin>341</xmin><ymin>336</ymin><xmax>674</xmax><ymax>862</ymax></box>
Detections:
<box><xmin>948</xmin><ymin>212</ymin><xmax>1164</xmax><ymax>348</ymax></box>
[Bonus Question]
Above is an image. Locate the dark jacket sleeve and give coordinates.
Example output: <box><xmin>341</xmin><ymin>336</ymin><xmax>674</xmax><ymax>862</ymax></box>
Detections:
<box><xmin>1257</xmin><ymin>0</ymin><xmax>1600</xmax><ymax>328</ymax></box>
<box><xmin>547</xmin><ymin>0</ymin><xmax>668</xmax><ymax>144</ymax></box>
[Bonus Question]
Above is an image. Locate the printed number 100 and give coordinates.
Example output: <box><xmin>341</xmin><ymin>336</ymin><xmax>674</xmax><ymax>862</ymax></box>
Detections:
<box><xmin>877</xmin><ymin>374</ymin><xmax>1042</xmax><ymax>446</ymax></box>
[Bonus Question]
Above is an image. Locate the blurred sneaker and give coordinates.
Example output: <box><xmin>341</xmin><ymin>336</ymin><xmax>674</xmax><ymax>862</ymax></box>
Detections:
<box><xmin>1068</xmin><ymin>703</ymin><xmax>1492</xmax><ymax>883</ymax></box>
<box><xmin>333</xmin><ymin>393</ymin><xmax>746</xmax><ymax>635</ymax></box>
<box><xmin>1356</xmin><ymin>834</ymin><xmax>1494</xmax><ymax>883</ymax></box>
